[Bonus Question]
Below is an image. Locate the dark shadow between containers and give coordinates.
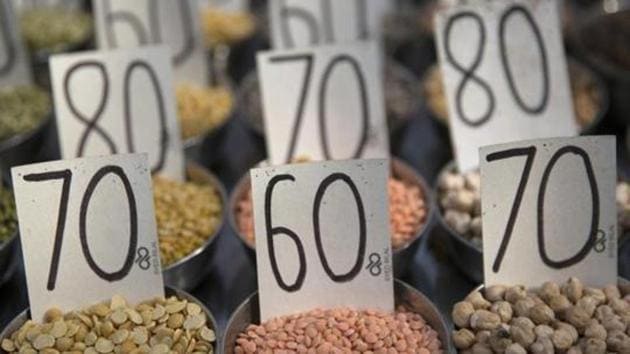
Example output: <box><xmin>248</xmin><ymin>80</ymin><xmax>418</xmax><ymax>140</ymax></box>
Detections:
<box><xmin>0</xmin><ymin>232</ymin><xmax>17</xmax><ymax>288</ymax></box>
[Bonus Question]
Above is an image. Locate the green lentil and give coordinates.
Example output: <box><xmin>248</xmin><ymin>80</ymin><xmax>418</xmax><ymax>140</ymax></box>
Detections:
<box><xmin>0</xmin><ymin>85</ymin><xmax>50</xmax><ymax>141</ymax></box>
<box><xmin>0</xmin><ymin>186</ymin><xmax>17</xmax><ymax>244</ymax></box>
<box><xmin>153</xmin><ymin>176</ymin><xmax>222</xmax><ymax>266</ymax></box>
<box><xmin>20</xmin><ymin>6</ymin><xmax>92</xmax><ymax>53</ymax></box>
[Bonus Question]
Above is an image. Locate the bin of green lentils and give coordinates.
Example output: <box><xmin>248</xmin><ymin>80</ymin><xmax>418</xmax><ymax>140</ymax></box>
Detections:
<box><xmin>155</xmin><ymin>161</ymin><xmax>226</xmax><ymax>291</ymax></box>
<box><xmin>434</xmin><ymin>163</ymin><xmax>630</xmax><ymax>284</ymax></box>
<box><xmin>451</xmin><ymin>277</ymin><xmax>630</xmax><ymax>353</ymax></box>
<box><xmin>237</xmin><ymin>60</ymin><xmax>422</xmax><ymax>154</ymax></box>
<box><xmin>0</xmin><ymin>85</ymin><xmax>52</xmax><ymax>181</ymax></box>
<box><xmin>0</xmin><ymin>287</ymin><xmax>219</xmax><ymax>354</ymax></box>
<box><xmin>228</xmin><ymin>157</ymin><xmax>435</xmax><ymax>278</ymax></box>
<box><xmin>421</xmin><ymin>57</ymin><xmax>609</xmax><ymax>138</ymax></box>
<box><xmin>19</xmin><ymin>5</ymin><xmax>93</xmax><ymax>89</ymax></box>
<box><xmin>0</xmin><ymin>185</ymin><xmax>18</xmax><ymax>286</ymax></box>
<box><xmin>222</xmin><ymin>279</ymin><xmax>452</xmax><ymax>353</ymax></box>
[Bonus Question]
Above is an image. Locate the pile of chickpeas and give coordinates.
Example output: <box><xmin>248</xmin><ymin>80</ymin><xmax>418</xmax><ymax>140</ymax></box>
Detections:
<box><xmin>452</xmin><ymin>278</ymin><xmax>630</xmax><ymax>353</ymax></box>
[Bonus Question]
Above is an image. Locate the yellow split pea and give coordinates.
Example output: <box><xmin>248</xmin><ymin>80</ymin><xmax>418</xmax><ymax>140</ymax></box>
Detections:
<box><xmin>153</xmin><ymin>176</ymin><xmax>222</xmax><ymax>267</ymax></box>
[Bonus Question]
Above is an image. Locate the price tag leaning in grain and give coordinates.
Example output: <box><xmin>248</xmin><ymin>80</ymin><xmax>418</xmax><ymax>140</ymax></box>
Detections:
<box><xmin>257</xmin><ymin>41</ymin><xmax>389</xmax><ymax>165</ymax></box>
<box><xmin>268</xmin><ymin>0</ymin><xmax>392</xmax><ymax>49</ymax></box>
<box><xmin>252</xmin><ymin>159</ymin><xmax>394</xmax><ymax>321</ymax></box>
<box><xmin>0</xmin><ymin>0</ymin><xmax>33</xmax><ymax>87</ymax></box>
<box><xmin>480</xmin><ymin>136</ymin><xmax>617</xmax><ymax>288</ymax></box>
<box><xmin>435</xmin><ymin>0</ymin><xmax>577</xmax><ymax>172</ymax></box>
<box><xmin>93</xmin><ymin>0</ymin><xmax>209</xmax><ymax>86</ymax></box>
<box><xmin>50</xmin><ymin>46</ymin><xmax>185</xmax><ymax>181</ymax></box>
<box><xmin>11</xmin><ymin>153</ymin><xmax>164</xmax><ymax>321</ymax></box>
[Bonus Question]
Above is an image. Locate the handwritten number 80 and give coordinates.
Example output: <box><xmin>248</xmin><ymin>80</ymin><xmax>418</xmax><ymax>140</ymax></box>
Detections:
<box><xmin>443</xmin><ymin>5</ymin><xmax>550</xmax><ymax>126</ymax></box>
<box><xmin>62</xmin><ymin>60</ymin><xmax>169</xmax><ymax>174</ymax></box>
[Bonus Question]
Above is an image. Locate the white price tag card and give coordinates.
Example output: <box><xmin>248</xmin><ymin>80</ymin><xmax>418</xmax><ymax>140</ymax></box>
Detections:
<box><xmin>435</xmin><ymin>0</ymin><xmax>577</xmax><ymax>172</ymax></box>
<box><xmin>93</xmin><ymin>0</ymin><xmax>209</xmax><ymax>86</ymax></box>
<box><xmin>252</xmin><ymin>159</ymin><xmax>394</xmax><ymax>321</ymax></box>
<box><xmin>481</xmin><ymin>136</ymin><xmax>617</xmax><ymax>288</ymax></box>
<box><xmin>257</xmin><ymin>41</ymin><xmax>389</xmax><ymax>165</ymax></box>
<box><xmin>269</xmin><ymin>0</ymin><xmax>392</xmax><ymax>49</ymax></box>
<box><xmin>0</xmin><ymin>0</ymin><xmax>33</xmax><ymax>87</ymax></box>
<box><xmin>50</xmin><ymin>46</ymin><xmax>185</xmax><ymax>181</ymax></box>
<box><xmin>12</xmin><ymin>153</ymin><xmax>164</xmax><ymax>321</ymax></box>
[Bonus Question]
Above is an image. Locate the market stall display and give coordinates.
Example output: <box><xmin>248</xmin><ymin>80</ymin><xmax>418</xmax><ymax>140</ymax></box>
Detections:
<box><xmin>0</xmin><ymin>1</ymin><xmax>629</xmax><ymax>352</ymax></box>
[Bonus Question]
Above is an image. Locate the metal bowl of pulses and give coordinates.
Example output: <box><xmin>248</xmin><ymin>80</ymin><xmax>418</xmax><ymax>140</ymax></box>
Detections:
<box><xmin>227</xmin><ymin>157</ymin><xmax>436</xmax><ymax>279</ymax></box>
<box><xmin>160</xmin><ymin>161</ymin><xmax>227</xmax><ymax>291</ymax></box>
<box><xmin>222</xmin><ymin>279</ymin><xmax>453</xmax><ymax>353</ymax></box>
<box><xmin>0</xmin><ymin>286</ymin><xmax>219</xmax><ymax>354</ymax></box>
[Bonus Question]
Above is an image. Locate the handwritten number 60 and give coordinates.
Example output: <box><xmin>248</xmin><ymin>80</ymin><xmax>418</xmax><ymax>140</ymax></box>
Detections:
<box><xmin>265</xmin><ymin>173</ymin><xmax>367</xmax><ymax>292</ymax></box>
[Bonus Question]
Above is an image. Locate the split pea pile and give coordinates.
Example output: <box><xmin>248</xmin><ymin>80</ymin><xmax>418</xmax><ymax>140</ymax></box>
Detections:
<box><xmin>153</xmin><ymin>176</ymin><xmax>222</xmax><ymax>267</ymax></box>
<box><xmin>0</xmin><ymin>86</ymin><xmax>50</xmax><ymax>141</ymax></box>
<box><xmin>1</xmin><ymin>294</ymin><xmax>215</xmax><ymax>353</ymax></box>
<box><xmin>423</xmin><ymin>62</ymin><xmax>601</xmax><ymax>131</ymax></box>
<box><xmin>176</xmin><ymin>84</ymin><xmax>233</xmax><ymax>140</ymax></box>
<box><xmin>20</xmin><ymin>7</ymin><xmax>92</xmax><ymax>52</ymax></box>
<box><xmin>234</xmin><ymin>307</ymin><xmax>443</xmax><ymax>353</ymax></box>
<box><xmin>452</xmin><ymin>278</ymin><xmax>630</xmax><ymax>353</ymax></box>
<box><xmin>439</xmin><ymin>168</ymin><xmax>630</xmax><ymax>247</ymax></box>
<box><xmin>201</xmin><ymin>8</ymin><xmax>255</xmax><ymax>46</ymax></box>
<box><xmin>235</xmin><ymin>175</ymin><xmax>427</xmax><ymax>250</ymax></box>
<box><xmin>0</xmin><ymin>186</ymin><xmax>17</xmax><ymax>244</ymax></box>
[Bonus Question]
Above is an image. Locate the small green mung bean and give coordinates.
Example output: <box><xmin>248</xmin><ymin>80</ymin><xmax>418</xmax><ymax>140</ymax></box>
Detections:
<box><xmin>153</xmin><ymin>176</ymin><xmax>222</xmax><ymax>267</ymax></box>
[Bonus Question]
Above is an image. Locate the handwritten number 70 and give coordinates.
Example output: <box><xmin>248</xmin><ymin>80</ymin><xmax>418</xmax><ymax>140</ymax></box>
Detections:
<box><xmin>489</xmin><ymin>146</ymin><xmax>599</xmax><ymax>272</ymax></box>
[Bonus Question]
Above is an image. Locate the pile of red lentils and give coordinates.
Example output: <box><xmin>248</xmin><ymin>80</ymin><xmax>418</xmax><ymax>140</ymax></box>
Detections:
<box><xmin>234</xmin><ymin>307</ymin><xmax>443</xmax><ymax>353</ymax></box>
